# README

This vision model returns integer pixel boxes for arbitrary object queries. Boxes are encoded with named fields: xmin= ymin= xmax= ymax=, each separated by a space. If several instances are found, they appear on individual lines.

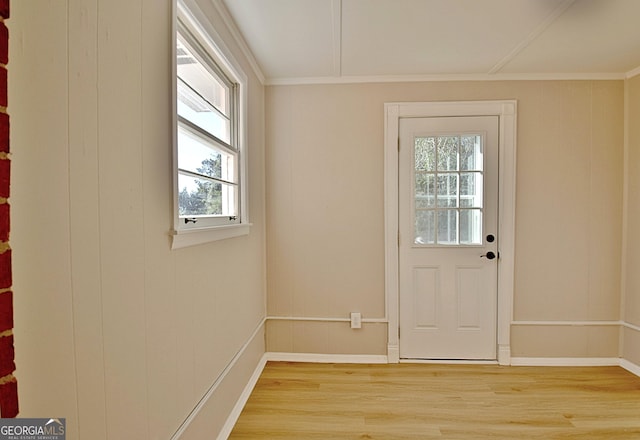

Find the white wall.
xmin=623 ymin=73 xmax=640 ymax=366
xmin=266 ymin=80 xmax=624 ymax=359
xmin=9 ymin=1 xmax=265 ymax=439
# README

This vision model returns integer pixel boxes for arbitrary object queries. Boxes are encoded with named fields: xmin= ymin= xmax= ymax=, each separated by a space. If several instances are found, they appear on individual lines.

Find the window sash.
xmin=176 ymin=20 xmax=240 ymax=229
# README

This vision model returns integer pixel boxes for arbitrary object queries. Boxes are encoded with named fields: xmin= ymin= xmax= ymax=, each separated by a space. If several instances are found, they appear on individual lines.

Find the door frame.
xmin=384 ymin=101 xmax=517 ymax=365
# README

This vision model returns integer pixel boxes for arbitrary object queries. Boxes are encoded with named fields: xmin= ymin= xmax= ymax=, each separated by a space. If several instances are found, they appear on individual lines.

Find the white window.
xmin=172 ymin=0 xmax=249 ymax=249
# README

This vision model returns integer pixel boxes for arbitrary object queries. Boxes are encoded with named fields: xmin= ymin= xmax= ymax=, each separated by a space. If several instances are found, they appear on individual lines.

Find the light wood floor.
xmin=229 ymin=362 xmax=640 ymax=439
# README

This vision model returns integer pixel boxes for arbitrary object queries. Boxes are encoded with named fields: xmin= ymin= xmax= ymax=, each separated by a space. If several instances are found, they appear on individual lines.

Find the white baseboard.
xmin=387 ymin=345 xmax=399 ymax=363
xmin=510 ymin=357 xmax=621 ymax=367
xmin=620 ymin=358 xmax=640 ymax=377
xmin=498 ymin=345 xmax=511 ymax=366
xmin=265 ymin=352 xmax=388 ymax=364
xmin=399 ymin=359 xmax=498 ymax=365
xmin=510 ymin=357 xmax=640 ymax=380
xmin=171 ymin=319 xmax=265 ymax=440
xmin=217 ymin=354 xmax=268 ymax=440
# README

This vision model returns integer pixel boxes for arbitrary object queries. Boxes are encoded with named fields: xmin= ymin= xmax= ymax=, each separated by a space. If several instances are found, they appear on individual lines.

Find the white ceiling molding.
xmin=266 ymin=72 xmax=626 ymax=87
xmin=626 ymin=65 xmax=640 ymax=79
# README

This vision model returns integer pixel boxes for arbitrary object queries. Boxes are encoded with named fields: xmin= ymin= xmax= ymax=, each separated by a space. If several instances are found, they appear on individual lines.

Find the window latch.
xmin=184 ymin=217 xmax=197 ymax=224
xmin=229 ymin=216 xmax=237 ymax=221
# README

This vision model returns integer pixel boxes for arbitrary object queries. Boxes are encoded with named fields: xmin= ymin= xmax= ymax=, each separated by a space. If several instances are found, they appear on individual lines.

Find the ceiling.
xmin=218 ymin=0 xmax=640 ymax=85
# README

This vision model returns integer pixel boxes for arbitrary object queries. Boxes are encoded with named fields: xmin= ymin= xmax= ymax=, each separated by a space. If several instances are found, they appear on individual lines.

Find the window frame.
xmin=171 ymin=0 xmax=250 ymax=249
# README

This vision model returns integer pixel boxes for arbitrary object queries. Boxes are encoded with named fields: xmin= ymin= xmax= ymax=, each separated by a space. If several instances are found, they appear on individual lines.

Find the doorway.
xmin=398 ymin=116 xmax=498 ymax=360
xmin=384 ymin=101 xmax=517 ymax=364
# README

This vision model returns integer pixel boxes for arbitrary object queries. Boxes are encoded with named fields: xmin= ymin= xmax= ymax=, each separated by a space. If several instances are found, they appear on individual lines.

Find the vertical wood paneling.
xmin=590 ymin=81 xmax=623 ymax=320
xmin=67 ymin=0 xmax=107 ymax=438
xmin=12 ymin=1 xmax=267 ymax=438
xmin=140 ymin=0 xmax=180 ymax=437
xmin=266 ymin=80 xmax=622 ymax=358
xmin=624 ymin=75 xmax=640 ymax=325
xmin=97 ymin=0 xmax=148 ymax=437
xmin=9 ymin=0 xmax=79 ymax=431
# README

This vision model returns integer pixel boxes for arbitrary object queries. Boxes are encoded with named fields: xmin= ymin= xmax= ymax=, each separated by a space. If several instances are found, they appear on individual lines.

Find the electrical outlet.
xmin=350 ymin=312 xmax=362 ymax=329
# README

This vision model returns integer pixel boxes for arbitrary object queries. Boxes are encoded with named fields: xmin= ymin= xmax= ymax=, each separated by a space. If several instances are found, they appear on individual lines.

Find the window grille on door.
xmin=413 ymin=134 xmax=484 ymax=245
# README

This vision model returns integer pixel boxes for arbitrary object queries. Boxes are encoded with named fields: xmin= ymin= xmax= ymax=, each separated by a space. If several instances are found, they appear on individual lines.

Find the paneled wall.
xmin=266 ymin=80 xmax=624 ymax=359
xmin=623 ymin=74 xmax=640 ymax=365
xmin=9 ymin=1 xmax=265 ymax=439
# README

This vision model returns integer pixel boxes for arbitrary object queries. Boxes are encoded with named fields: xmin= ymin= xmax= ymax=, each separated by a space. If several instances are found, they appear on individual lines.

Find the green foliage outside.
xmin=178 ymin=155 xmax=222 ymax=216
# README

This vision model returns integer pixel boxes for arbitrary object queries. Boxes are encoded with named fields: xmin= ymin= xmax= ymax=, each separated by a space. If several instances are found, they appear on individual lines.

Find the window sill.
xmin=170 ymin=223 xmax=251 ymax=249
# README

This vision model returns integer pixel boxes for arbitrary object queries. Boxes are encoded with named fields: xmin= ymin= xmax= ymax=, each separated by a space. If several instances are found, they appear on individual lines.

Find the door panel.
xmin=413 ymin=266 xmax=438 ymax=328
xmin=399 ymin=116 xmax=498 ymax=360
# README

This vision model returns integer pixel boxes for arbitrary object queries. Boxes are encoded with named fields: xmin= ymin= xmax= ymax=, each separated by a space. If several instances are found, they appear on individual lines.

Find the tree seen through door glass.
xmin=414 ymin=134 xmax=483 ymax=245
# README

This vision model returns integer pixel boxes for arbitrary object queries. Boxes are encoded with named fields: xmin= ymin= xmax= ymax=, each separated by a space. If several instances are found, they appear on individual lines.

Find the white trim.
xmin=265 ymin=72 xmax=625 ymax=86
xmin=387 ymin=344 xmax=400 ymax=364
xmin=216 ymin=354 xmax=268 ymax=440
xmin=511 ymin=320 xmax=640 ymax=332
xmin=510 ymin=357 xmax=621 ymax=367
xmin=384 ymin=104 xmax=400 ymax=362
xmin=265 ymin=352 xmax=388 ymax=364
xmin=266 ymin=315 xmax=388 ymax=324
xmin=171 ymin=223 xmax=251 ymax=249
xmin=626 ymin=65 xmax=640 ymax=79
xmin=512 ymin=320 xmax=622 ymax=326
xmin=172 ymin=0 xmax=251 ymax=249
xmin=498 ymin=345 xmax=511 ymax=366
xmin=400 ymin=359 xmax=498 ymax=365
xmin=170 ymin=318 xmax=265 ymax=439
xmin=624 ymin=321 xmax=640 ymax=332
xmin=621 ymin=359 xmax=640 ymax=377
xmin=384 ymin=100 xmax=517 ymax=365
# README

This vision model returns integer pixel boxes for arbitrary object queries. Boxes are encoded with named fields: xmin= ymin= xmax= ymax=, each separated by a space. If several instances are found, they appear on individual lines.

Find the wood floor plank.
xmin=229 ymin=362 xmax=640 ymax=439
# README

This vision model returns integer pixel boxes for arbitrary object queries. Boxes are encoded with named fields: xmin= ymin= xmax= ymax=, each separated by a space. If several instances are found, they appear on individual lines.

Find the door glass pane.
xmin=437 ymin=136 xmax=458 ymax=171
xmin=437 ymin=174 xmax=457 ymax=207
xmin=460 ymin=135 xmax=482 ymax=171
xmin=415 ymin=210 xmax=435 ymax=244
xmin=460 ymin=172 xmax=483 ymax=208
xmin=415 ymin=173 xmax=435 ymax=208
xmin=415 ymin=137 xmax=436 ymax=171
xmin=460 ymin=209 xmax=482 ymax=244
xmin=437 ymin=210 xmax=458 ymax=244
xmin=413 ymin=133 xmax=484 ymax=246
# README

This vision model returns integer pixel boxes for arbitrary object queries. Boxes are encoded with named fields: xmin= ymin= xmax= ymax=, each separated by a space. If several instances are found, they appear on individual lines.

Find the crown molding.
xmin=265 ymin=72 xmax=626 ymax=86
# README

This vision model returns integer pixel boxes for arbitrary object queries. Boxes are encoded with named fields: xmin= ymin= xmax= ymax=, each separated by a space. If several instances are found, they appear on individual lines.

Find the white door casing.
xmin=384 ymin=101 xmax=517 ymax=365
xmin=399 ymin=116 xmax=498 ymax=360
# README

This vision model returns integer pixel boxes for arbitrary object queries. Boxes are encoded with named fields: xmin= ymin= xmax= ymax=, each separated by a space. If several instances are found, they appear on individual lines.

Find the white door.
xmin=399 ymin=116 xmax=499 ymax=360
